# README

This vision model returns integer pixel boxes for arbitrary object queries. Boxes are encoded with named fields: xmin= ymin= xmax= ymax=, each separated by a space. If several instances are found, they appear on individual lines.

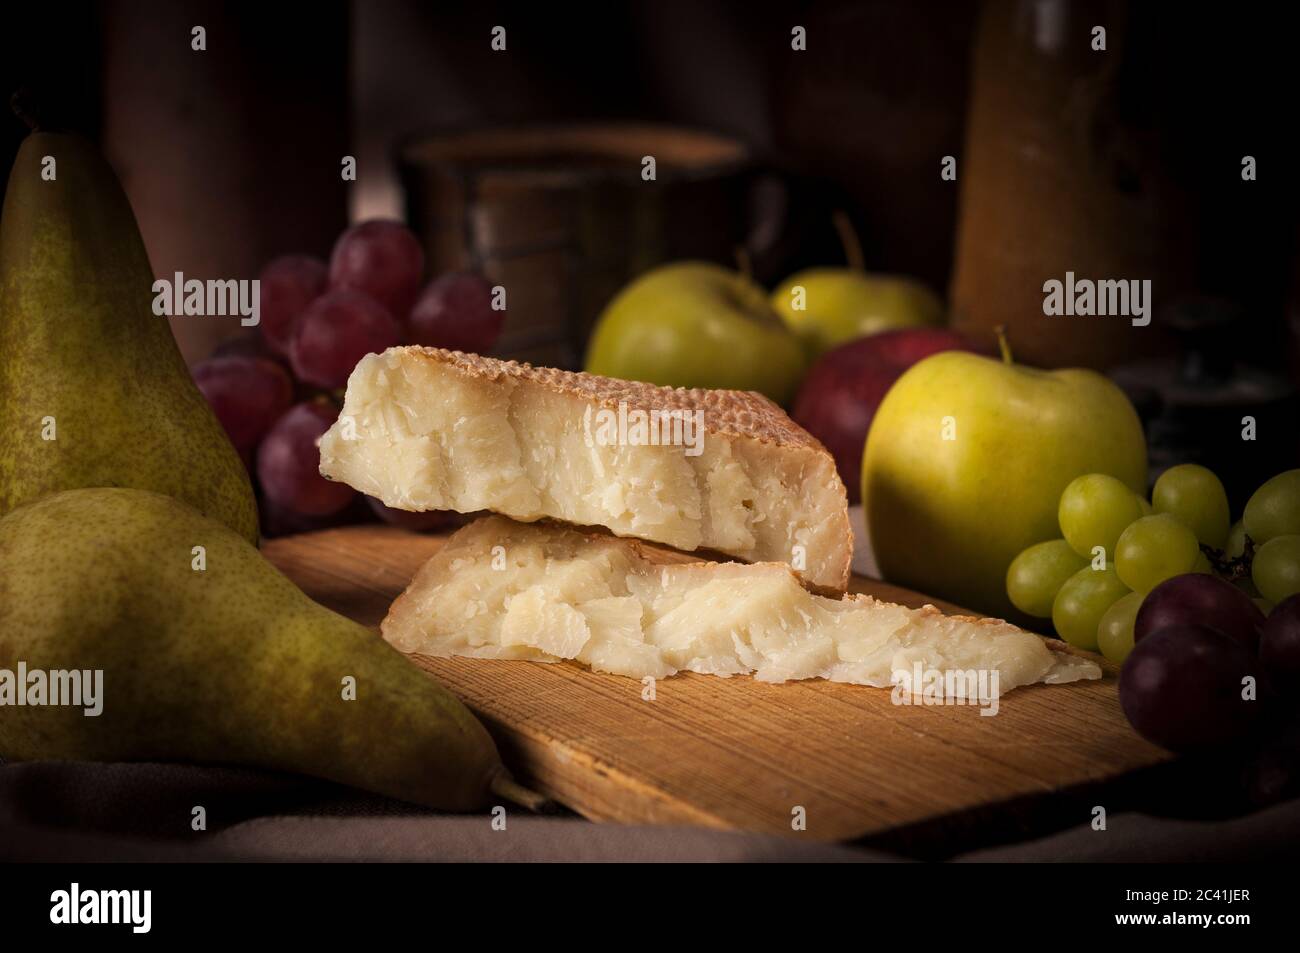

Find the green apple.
xmin=771 ymin=269 xmax=944 ymax=359
xmin=586 ymin=262 xmax=806 ymax=405
xmin=861 ymin=349 xmax=1147 ymax=619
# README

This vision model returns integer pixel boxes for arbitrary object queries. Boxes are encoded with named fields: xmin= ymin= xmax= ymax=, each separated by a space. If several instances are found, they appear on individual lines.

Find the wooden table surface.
xmin=264 ymin=524 xmax=1168 ymax=843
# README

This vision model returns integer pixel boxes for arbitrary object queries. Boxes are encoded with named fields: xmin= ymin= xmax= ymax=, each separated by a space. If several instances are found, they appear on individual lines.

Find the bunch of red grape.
xmin=1106 ymin=467 xmax=1299 ymax=755
xmin=192 ymin=219 xmax=505 ymax=536
xmin=1118 ymin=471 xmax=1300 ymax=755
xmin=1119 ymin=577 xmax=1297 ymax=753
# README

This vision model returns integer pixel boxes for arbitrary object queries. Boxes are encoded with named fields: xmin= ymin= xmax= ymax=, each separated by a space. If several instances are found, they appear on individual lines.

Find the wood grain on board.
xmin=263 ymin=524 xmax=1167 ymax=842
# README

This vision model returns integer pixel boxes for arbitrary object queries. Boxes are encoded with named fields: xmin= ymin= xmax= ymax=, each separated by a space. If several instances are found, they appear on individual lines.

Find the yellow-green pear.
xmin=0 ymin=488 xmax=512 ymax=810
xmin=0 ymin=130 xmax=258 ymax=543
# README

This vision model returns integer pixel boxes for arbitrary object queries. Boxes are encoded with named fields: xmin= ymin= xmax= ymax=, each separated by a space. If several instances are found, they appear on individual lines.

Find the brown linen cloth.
xmin=0 ymin=761 xmax=882 ymax=862
xmin=3 ymin=761 xmax=1299 ymax=862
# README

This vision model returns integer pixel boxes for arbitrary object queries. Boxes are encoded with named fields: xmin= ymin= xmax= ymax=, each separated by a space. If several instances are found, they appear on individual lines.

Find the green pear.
xmin=0 ymin=488 xmax=510 ymax=811
xmin=0 ymin=131 xmax=258 ymax=544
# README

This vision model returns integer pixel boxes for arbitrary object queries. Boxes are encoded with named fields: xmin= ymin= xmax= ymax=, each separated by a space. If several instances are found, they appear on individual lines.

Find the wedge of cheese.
xmin=319 ymin=347 xmax=853 ymax=591
xmin=383 ymin=516 xmax=1101 ymax=697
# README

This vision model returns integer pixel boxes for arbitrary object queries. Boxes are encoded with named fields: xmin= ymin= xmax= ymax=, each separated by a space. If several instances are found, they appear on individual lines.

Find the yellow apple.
xmin=771 ymin=270 xmax=944 ymax=359
xmin=586 ymin=262 xmax=806 ymax=405
xmin=861 ymin=349 xmax=1147 ymax=619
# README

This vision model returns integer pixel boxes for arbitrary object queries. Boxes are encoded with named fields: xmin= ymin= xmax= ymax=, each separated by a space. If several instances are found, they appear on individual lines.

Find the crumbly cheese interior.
xmin=319 ymin=349 xmax=849 ymax=589
xmin=383 ymin=516 xmax=1101 ymax=693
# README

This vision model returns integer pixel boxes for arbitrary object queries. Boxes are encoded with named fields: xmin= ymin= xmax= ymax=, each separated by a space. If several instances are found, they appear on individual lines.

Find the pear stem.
xmin=832 ymin=210 xmax=865 ymax=272
xmin=733 ymin=245 xmax=753 ymax=282
xmin=490 ymin=771 xmax=551 ymax=813
xmin=994 ymin=324 xmax=1014 ymax=365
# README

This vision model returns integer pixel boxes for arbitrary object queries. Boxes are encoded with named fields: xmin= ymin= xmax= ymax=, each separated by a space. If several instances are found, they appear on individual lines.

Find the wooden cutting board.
xmin=263 ymin=525 xmax=1168 ymax=844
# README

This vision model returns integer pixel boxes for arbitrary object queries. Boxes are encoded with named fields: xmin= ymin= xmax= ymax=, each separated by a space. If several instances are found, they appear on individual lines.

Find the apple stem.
xmin=994 ymin=324 xmax=1014 ymax=365
xmin=832 ymin=210 xmax=865 ymax=272
xmin=734 ymin=244 xmax=753 ymax=282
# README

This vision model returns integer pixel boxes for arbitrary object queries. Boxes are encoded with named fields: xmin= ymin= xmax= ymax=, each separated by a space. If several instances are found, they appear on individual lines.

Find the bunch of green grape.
xmin=1006 ymin=467 xmax=1300 ymax=665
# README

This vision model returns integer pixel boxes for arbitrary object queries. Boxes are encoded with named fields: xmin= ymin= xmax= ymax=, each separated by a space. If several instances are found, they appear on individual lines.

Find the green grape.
xmin=1243 ymin=469 xmax=1300 ymax=543
xmin=1253 ymin=597 xmax=1274 ymax=616
xmin=1114 ymin=514 xmax=1201 ymax=593
xmin=1152 ymin=463 xmax=1230 ymax=548
xmin=1007 ymin=540 xmax=1089 ymax=617
xmin=1097 ymin=591 xmax=1143 ymax=664
xmin=1052 ymin=564 xmax=1130 ymax=651
xmin=1226 ymin=520 xmax=1247 ymax=559
xmin=1192 ymin=551 xmax=1213 ymax=574
xmin=1058 ymin=473 xmax=1145 ymax=559
xmin=1252 ymin=534 xmax=1300 ymax=604
xmin=1138 ymin=496 xmax=1153 ymax=516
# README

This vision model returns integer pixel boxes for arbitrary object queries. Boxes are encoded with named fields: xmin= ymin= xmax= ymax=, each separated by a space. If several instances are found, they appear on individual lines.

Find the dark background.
xmin=4 ymin=0 xmax=1300 ymax=864
xmin=6 ymin=1 xmax=1299 ymax=327
xmin=4 ymin=0 xmax=1299 ymax=493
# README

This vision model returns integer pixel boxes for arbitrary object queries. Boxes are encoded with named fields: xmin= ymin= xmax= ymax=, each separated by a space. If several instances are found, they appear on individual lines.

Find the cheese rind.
xmin=382 ymin=516 xmax=1102 ymax=696
xmin=318 ymin=347 xmax=852 ymax=591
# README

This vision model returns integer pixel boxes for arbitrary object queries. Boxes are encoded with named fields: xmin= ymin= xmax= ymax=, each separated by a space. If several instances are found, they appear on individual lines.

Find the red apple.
xmin=792 ymin=328 xmax=972 ymax=503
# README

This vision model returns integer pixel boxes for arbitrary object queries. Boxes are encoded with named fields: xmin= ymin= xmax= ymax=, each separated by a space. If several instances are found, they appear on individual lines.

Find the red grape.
xmin=1134 ymin=572 xmax=1266 ymax=653
xmin=328 ymin=220 xmax=425 ymax=319
xmin=1241 ymin=723 xmax=1300 ymax=807
xmin=256 ymin=401 xmax=356 ymax=517
xmin=365 ymin=496 xmax=462 ymax=532
xmin=1261 ymin=595 xmax=1300 ymax=696
xmin=406 ymin=272 xmax=504 ymax=354
xmin=211 ymin=332 xmax=281 ymax=363
xmin=1120 ymin=624 xmax=1265 ymax=751
xmin=258 ymin=254 xmax=327 ymax=356
xmin=288 ymin=289 xmax=402 ymax=389
xmin=193 ymin=356 xmax=295 ymax=455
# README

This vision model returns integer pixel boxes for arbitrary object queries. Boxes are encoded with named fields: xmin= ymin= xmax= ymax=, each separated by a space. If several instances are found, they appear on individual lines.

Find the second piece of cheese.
xmin=383 ymin=515 xmax=1101 ymax=699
